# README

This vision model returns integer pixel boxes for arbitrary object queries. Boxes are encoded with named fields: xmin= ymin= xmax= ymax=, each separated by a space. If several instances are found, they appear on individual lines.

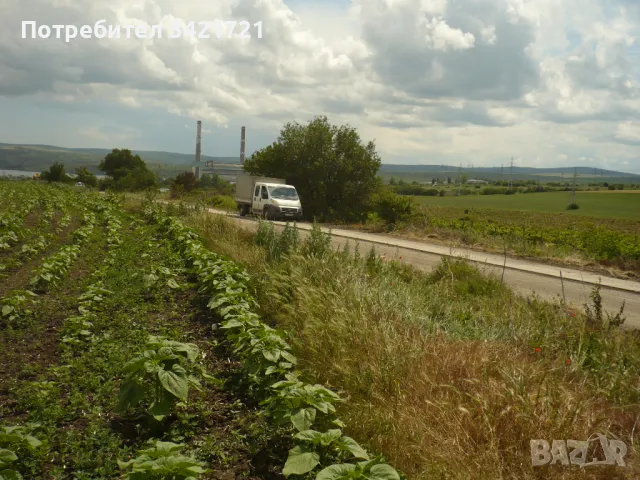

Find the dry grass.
xmin=178 ymin=210 xmax=640 ymax=479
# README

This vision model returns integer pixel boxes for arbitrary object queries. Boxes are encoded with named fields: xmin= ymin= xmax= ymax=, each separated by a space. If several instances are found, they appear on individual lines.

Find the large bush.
xmin=99 ymin=149 xmax=157 ymax=191
xmin=371 ymin=189 xmax=414 ymax=226
xmin=243 ymin=116 xmax=381 ymax=222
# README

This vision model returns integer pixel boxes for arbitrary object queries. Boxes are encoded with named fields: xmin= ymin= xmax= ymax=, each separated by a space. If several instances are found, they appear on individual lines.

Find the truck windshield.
xmin=268 ymin=186 xmax=299 ymax=200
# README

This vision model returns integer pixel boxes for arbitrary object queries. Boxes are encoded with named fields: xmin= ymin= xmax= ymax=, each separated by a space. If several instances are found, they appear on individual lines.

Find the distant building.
xmin=466 ymin=179 xmax=488 ymax=184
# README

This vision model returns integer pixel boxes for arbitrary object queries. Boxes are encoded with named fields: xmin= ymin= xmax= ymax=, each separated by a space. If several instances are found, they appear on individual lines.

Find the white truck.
xmin=234 ymin=175 xmax=303 ymax=220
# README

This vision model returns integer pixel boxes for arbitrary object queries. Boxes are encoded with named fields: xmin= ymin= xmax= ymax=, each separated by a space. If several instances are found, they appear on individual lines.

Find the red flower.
xmin=571 ymin=312 xmax=576 ymax=317
xmin=535 ymin=347 xmax=541 ymax=352
xmin=565 ymin=358 xmax=571 ymax=365
xmin=399 ymin=256 xmax=403 ymax=259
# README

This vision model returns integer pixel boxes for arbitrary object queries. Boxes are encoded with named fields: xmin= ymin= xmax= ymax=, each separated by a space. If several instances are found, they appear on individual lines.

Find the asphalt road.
xmin=206 ymin=208 xmax=640 ymax=330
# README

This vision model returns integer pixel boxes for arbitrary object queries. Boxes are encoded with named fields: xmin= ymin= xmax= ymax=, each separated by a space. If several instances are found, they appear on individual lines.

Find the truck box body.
xmin=234 ymin=175 xmax=285 ymax=204
xmin=234 ymin=174 xmax=303 ymax=220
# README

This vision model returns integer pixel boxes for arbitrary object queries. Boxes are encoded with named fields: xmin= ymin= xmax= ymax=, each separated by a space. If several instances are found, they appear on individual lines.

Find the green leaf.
xmin=368 ymin=464 xmax=401 ymax=480
xmin=332 ymin=419 xmax=346 ymax=428
xmin=316 ymin=464 xmax=356 ymax=480
xmin=149 ymin=397 xmax=173 ymax=421
xmin=0 ymin=469 xmax=23 ymax=480
xmin=291 ymin=408 xmax=316 ymax=432
xmin=157 ymin=366 xmax=188 ymax=400
xmin=339 ymin=437 xmax=369 ymax=460
xmin=282 ymin=446 xmax=320 ymax=477
xmin=262 ymin=349 xmax=280 ymax=362
xmin=187 ymin=375 xmax=202 ymax=391
xmin=1 ymin=306 xmax=13 ymax=316
xmin=293 ymin=430 xmax=323 ymax=443
xmin=116 ymin=380 xmax=146 ymax=412
xmin=0 ymin=450 xmax=17 ymax=464
xmin=320 ymin=429 xmax=342 ymax=446
xmin=281 ymin=350 xmax=298 ymax=365
xmin=221 ymin=319 xmax=245 ymax=329
xmin=24 ymin=435 xmax=42 ymax=449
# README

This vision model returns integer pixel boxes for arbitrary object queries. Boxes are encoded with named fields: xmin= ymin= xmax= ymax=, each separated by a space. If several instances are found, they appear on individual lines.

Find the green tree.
xmin=74 ymin=165 xmax=98 ymax=187
xmin=243 ymin=116 xmax=381 ymax=222
xmin=173 ymin=171 xmax=198 ymax=192
xmin=198 ymin=173 xmax=234 ymax=195
xmin=99 ymin=148 xmax=146 ymax=180
xmin=41 ymin=162 xmax=70 ymax=183
xmin=99 ymin=148 xmax=156 ymax=191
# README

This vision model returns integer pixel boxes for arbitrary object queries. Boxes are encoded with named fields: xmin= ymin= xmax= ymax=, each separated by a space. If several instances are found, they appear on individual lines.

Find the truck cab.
xmin=252 ymin=182 xmax=303 ymax=220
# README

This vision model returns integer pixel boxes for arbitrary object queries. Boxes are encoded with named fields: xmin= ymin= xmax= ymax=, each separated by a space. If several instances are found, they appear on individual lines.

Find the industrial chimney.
xmin=195 ymin=120 xmax=202 ymax=164
xmin=240 ymin=126 xmax=246 ymax=164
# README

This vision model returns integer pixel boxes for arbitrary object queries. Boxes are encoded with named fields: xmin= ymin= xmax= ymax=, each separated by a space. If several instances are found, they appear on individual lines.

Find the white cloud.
xmin=421 ymin=17 xmax=475 ymax=51
xmin=480 ymin=25 xmax=497 ymax=45
xmin=0 ymin=0 xmax=639 ymax=172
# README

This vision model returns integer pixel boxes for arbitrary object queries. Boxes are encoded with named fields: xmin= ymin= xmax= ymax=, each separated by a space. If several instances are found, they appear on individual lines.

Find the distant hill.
xmin=0 ymin=143 xmax=240 ymax=179
xmin=380 ymin=164 xmax=640 ymax=184
xmin=1 ymin=143 xmax=639 ymax=184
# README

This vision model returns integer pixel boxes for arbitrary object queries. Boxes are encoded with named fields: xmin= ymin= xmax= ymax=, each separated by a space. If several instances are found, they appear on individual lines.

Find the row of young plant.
xmin=29 ymin=210 xmax=97 ymax=292
xmin=0 ymin=195 xmax=39 ymax=251
xmin=60 ymin=201 xmax=123 ymax=345
xmin=0 ymin=193 xmax=118 ymax=478
xmin=0 ymin=425 xmax=43 ymax=479
xmin=1 ymin=202 xmax=98 ymax=328
xmin=1 ymin=197 xmax=197 ymax=478
xmin=1 ymin=187 xmax=74 ymax=272
xmin=143 ymin=202 xmax=403 ymax=480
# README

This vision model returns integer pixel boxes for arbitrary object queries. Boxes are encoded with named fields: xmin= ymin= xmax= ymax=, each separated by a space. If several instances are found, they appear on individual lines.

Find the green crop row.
xmin=29 ymin=211 xmax=97 ymax=292
xmin=425 ymin=216 xmax=640 ymax=261
xmin=143 ymin=202 xmax=403 ymax=480
xmin=1 ymin=194 xmax=111 ymax=328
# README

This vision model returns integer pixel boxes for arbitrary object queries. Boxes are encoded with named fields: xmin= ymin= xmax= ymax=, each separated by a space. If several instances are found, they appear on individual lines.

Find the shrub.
xmin=301 ymin=222 xmax=332 ymax=258
xmin=371 ymin=190 xmax=414 ymax=226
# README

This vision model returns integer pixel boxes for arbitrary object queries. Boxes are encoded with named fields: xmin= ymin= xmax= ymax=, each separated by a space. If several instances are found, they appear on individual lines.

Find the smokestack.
xmin=195 ymin=120 xmax=202 ymax=164
xmin=240 ymin=126 xmax=246 ymax=164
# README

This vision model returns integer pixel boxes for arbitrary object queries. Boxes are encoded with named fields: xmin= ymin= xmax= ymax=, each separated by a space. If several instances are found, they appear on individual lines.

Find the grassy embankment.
xmin=152 ymin=187 xmax=640 ymax=277
xmin=177 ymin=207 xmax=640 ymax=480
xmin=155 ymin=190 xmax=237 ymax=212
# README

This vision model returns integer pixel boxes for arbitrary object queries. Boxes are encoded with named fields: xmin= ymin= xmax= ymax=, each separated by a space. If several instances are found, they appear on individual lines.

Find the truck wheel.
xmin=238 ymin=205 xmax=246 ymax=217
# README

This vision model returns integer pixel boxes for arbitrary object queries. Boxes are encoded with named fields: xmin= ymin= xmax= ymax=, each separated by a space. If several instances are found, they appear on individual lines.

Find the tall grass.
xmin=180 ymin=210 xmax=640 ymax=479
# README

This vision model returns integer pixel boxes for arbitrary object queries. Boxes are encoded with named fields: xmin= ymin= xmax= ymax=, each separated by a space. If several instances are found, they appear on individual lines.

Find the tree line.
xmin=38 ymin=116 xmax=417 ymax=226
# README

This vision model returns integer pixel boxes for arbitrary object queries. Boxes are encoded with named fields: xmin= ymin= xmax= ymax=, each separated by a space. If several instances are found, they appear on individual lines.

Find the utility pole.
xmin=240 ymin=126 xmax=246 ymax=164
xmin=569 ymin=167 xmax=577 ymax=205
xmin=509 ymin=157 xmax=514 ymax=191
xmin=194 ymin=120 xmax=202 ymax=180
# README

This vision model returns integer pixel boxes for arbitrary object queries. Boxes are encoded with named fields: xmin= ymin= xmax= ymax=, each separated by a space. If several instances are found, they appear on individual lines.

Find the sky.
xmin=0 ymin=0 xmax=639 ymax=173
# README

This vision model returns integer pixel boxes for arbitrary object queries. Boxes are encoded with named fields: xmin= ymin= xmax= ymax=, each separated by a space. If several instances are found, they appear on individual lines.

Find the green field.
xmin=411 ymin=191 xmax=640 ymax=220
xmin=3 ymin=180 xmax=640 ymax=479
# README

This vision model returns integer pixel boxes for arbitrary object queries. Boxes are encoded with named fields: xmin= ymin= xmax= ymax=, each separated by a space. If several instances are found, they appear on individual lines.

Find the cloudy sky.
xmin=1 ymin=0 xmax=639 ymax=172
